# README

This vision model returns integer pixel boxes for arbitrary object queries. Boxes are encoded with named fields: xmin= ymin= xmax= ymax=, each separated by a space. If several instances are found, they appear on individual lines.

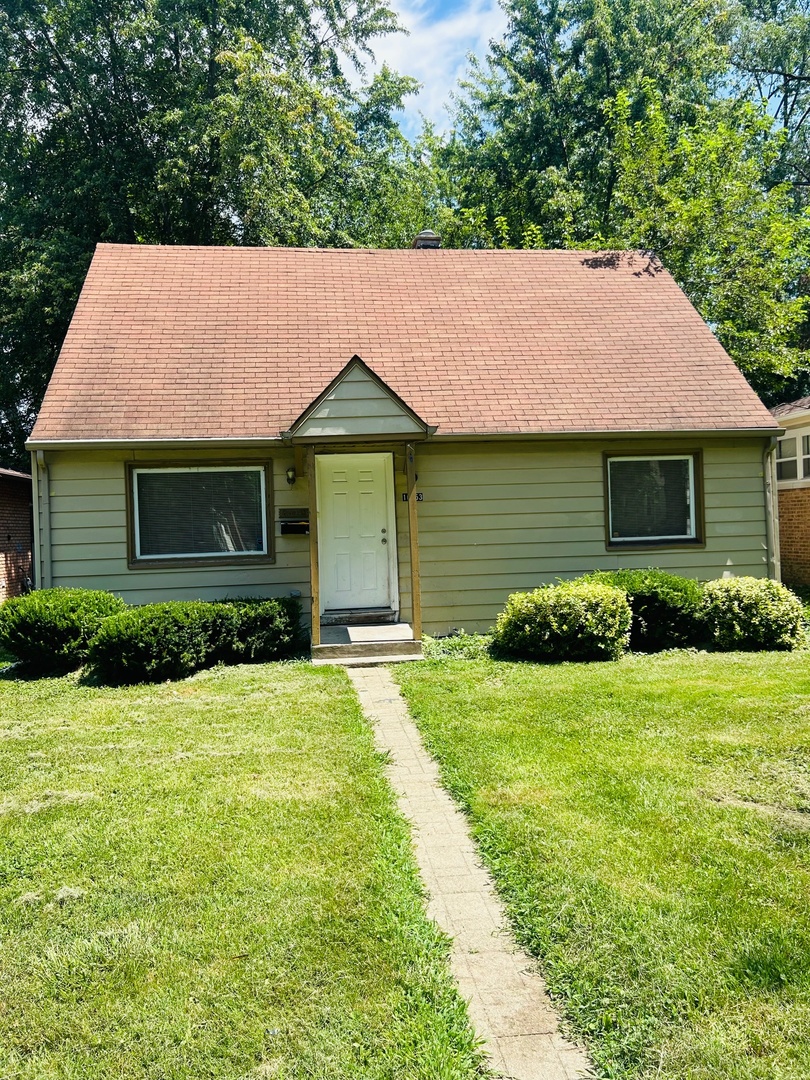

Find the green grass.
xmin=394 ymin=652 xmax=810 ymax=1080
xmin=0 ymin=663 xmax=483 ymax=1079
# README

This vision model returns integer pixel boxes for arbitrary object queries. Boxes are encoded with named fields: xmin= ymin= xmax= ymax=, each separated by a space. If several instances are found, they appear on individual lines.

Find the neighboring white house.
xmin=771 ymin=397 xmax=810 ymax=584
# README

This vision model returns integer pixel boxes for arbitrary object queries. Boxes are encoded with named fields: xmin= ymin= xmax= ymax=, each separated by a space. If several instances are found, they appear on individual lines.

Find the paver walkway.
xmin=348 ymin=667 xmax=593 ymax=1080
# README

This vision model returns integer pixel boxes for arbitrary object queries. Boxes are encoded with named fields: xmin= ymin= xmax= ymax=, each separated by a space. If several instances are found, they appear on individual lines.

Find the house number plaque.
xmin=401 ymin=492 xmax=424 ymax=501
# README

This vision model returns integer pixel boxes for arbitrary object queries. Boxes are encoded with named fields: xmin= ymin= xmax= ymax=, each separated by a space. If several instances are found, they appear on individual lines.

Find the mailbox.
xmin=278 ymin=507 xmax=309 ymax=535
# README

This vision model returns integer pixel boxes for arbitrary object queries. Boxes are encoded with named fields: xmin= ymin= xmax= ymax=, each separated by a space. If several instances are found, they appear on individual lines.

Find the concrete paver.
xmin=348 ymin=666 xmax=594 ymax=1080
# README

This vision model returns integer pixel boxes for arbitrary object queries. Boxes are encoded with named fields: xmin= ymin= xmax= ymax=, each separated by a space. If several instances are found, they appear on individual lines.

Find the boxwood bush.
xmin=492 ymin=581 xmax=632 ymax=662
xmin=579 ymin=568 xmax=704 ymax=651
xmin=211 ymin=598 xmax=304 ymax=664
xmin=0 ymin=587 xmax=125 ymax=672
xmin=87 ymin=597 xmax=302 ymax=684
xmin=700 ymin=577 xmax=805 ymax=652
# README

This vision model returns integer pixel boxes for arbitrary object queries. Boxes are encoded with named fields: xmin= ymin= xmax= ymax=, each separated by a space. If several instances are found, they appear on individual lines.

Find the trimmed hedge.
xmin=212 ymin=598 xmax=305 ymax=664
xmin=700 ymin=577 xmax=805 ymax=652
xmin=87 ymin=597 xmax=302 ymax=684
xmin=579 ymin=568 xmax=704 ymax=651
xmin=0 ymin=587 xmax=126 ymax=672
xmin=492 ymin=581 xmax=632 ymax=662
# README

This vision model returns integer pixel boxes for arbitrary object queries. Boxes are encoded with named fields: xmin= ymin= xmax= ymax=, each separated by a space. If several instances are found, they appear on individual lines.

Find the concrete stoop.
xmin=311 ymin=623 xmax=423 ymax=666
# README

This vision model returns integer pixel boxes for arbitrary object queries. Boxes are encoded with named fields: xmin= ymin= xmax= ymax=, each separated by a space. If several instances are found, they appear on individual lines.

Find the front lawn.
xmin=395 ymin=652 xmax=810 ymax=1080
xmin=0 ymin=663 xmax=482 ymax=1079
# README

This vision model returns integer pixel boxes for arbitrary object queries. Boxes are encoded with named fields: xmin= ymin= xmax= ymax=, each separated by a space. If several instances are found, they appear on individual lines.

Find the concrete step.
xmin=311 ymin=638 xmax=423 ymax=661
xmin=321 ymin=608 xmax=398 ymax=627
xmin=312 ymin=652 xmax=424 ymax=668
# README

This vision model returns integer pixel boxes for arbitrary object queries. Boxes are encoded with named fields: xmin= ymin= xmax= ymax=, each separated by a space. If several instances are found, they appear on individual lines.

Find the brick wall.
xmin=0 ymin=475 xmax=33 ymax=601
xmin=778 ymin=485 xmax=810 ymax=585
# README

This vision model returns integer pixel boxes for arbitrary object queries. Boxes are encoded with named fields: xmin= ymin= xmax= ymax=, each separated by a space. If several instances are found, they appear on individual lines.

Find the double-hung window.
xmin=606 ymin=454 xmax=699 ymax=546
xmin=776 ymin=434 xmax=810 ymax=481
xmin=130 ymin=464 xmax=272 ymax=564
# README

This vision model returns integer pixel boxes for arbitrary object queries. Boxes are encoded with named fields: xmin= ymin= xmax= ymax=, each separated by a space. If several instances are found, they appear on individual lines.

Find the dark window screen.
xmin=609 ymin=458 xmax=693 ymax=541
xmin=136 ymin=470 xmax=265 ymax=557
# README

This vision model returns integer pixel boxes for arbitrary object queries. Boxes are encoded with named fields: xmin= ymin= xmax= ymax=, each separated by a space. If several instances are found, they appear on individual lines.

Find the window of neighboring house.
xmin=131 ymin=465 xmax=271 ymax=562
xmin=776 ymin=433 xmax=810 ymax=481
xmin=776 ymin=436 xmax=798 ymax=480
xmin=606 ymin=455 xmax=698 ymax=545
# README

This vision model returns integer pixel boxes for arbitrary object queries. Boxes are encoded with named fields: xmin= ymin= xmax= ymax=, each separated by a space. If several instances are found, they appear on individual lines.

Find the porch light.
xmin=286 ymin=466 xmax=296 ymax=486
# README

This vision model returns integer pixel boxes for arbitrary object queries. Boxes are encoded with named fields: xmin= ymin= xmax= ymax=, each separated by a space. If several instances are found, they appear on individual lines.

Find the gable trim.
xmin=282 ymin=356 xmax=436 ymax=442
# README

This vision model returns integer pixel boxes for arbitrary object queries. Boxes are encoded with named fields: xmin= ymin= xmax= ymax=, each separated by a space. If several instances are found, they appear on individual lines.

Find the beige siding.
xmin=45 ymin=448 xmax=312 ymax=609
xmin=294 ymin=365 xmax=425 ymax=439
xmin=40 ymin=436 xmax=770 ymax=636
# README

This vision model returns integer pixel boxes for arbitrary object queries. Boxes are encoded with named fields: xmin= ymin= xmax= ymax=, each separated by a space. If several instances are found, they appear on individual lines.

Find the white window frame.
xmin=607 ymin=454 xmax=697 ymax=544
xmin=776 ymin=429 xmax=810 ymax=486
xmin=132 ymin=465 xmax=268 ymax=561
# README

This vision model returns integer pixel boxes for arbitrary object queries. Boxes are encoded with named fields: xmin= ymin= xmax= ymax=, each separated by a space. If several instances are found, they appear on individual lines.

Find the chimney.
xmin=412 ymin=229 xmax=441 ymax=249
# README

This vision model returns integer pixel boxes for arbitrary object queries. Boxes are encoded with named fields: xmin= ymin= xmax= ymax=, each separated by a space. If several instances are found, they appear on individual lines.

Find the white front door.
xmin=316 ymin=453 xmax=398 ymax=613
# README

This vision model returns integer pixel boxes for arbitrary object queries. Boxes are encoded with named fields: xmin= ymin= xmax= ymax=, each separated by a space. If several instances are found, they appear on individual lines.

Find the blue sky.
xmin=367 ymin=0 xmax=508 ymax=137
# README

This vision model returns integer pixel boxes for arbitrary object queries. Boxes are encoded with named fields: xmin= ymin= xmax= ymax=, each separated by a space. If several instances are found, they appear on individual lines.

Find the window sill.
xmin=606 ymin=539 xmax=705 ymax=553
xmin=127 ymin=554 xmax=276 ymax=570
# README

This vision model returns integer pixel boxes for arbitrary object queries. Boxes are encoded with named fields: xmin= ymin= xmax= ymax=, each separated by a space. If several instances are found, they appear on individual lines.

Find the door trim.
xmin=315 ymin=452 xmax=399 ymax=616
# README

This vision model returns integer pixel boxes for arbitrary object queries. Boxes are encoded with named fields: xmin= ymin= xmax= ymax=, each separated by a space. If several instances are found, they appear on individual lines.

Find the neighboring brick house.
xmin=771 ymin=397 xmax=810 ymax=585
xmin=0 ymin=468 xmax=33 ymax=601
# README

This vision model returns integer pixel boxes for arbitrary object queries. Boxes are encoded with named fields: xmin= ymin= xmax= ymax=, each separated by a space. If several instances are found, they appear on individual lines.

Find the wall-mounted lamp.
xmin=286 ymin=466 xmax=297 ymax=486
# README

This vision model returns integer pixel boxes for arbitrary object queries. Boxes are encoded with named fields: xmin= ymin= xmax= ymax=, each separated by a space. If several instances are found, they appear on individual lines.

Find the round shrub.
xmin=580 ymin=568 xmax=704 ymax=651
xmin=492 ymin=581 xmax=632 ymax=662
xmin=0 ymin=587 xmax=126 ymax=672
xmin=700 ymin=577 xmax=805 ymax=652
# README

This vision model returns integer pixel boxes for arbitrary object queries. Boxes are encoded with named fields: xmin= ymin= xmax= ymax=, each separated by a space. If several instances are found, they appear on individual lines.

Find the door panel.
xmin=317 ymin=453 xmax=396 ymax=611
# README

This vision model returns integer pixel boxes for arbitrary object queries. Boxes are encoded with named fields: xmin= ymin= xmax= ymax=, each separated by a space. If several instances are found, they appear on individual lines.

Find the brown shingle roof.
xmin=30 ymin=244 xmax=776 ymax=442
xmin=771 ymin=396 xmax=810 ymax=419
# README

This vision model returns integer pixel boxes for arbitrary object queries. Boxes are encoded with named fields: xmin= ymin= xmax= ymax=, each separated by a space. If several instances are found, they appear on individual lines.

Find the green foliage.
xmin=492 ymin=581 xmax=632 ymax=662
xmin=603 ymin=89 xmax=810 ymax=395
xmin=87 ymin=598 xmax=303 ymax=684
xmin=579 ymin=568 xmax=704 ymax=651
xmin=437 ymin=0 xmax=810 ymax=398
xmin=700 ymin=576 xmax=805 ymax=651
xmin=0 ymin=2 xmax=439 ymax=468
xmin=730 ymin=0 xmax=810 ymax=191
xmin=88 ymin=602 xmax=230 ymax=684
xmin=212 ymin=597 xmax=305 ymax=663
xmin=422 ymin=632 xmax=493 ymax=660
xmin=0 ymin=587 xmax=125 ymax=672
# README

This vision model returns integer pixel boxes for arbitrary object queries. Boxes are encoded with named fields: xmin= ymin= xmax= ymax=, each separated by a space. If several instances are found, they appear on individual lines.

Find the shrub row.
xmin=491 ymin=572 xmax=806 ymax=663
xmin=0 ymin=589 xmax=302 ymax=682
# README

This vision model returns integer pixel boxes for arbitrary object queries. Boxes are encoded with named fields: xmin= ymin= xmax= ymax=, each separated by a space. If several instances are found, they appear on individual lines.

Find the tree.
xmin=603 ymin=88 xmax=809 ymax=398
xmin=442 ymin=0 xmax=729 ymax=246
xmin=437 ymin=0 xmax=809 ymax=398
xmin=0 ymin=1 xmax=436 ymax=468
xmin=730 ymin=0 xmax=810 ymax=194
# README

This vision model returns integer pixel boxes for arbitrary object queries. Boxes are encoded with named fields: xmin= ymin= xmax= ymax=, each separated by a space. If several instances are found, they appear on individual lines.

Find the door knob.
xmin=381 ymin=538 xmax=388 ymax=545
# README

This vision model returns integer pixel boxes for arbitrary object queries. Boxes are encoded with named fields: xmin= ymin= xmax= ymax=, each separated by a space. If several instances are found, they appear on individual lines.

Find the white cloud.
xmin=365 ymin=0 xmax=508 ymax=137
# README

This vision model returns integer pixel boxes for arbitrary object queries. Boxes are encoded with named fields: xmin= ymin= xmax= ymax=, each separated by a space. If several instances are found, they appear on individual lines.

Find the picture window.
xmin=607 ymin=455 xmax=698 ymax=545
xmin=131 ymin=465 xmax=269 ymax=561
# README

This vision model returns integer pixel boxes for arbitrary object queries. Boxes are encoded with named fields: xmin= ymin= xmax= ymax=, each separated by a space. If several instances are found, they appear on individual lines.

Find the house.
xmin=27 ymin=240 xmax=780 ymax=653
xmin=770 ymin=396 xmax=810 ymax=585
xmin=0 ymin=468 xmax=33 ymax=601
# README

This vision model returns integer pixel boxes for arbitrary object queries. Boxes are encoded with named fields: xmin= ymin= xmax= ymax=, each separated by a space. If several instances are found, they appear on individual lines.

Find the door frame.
xmin=314 ymin=451 xmax=399 ymax=616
